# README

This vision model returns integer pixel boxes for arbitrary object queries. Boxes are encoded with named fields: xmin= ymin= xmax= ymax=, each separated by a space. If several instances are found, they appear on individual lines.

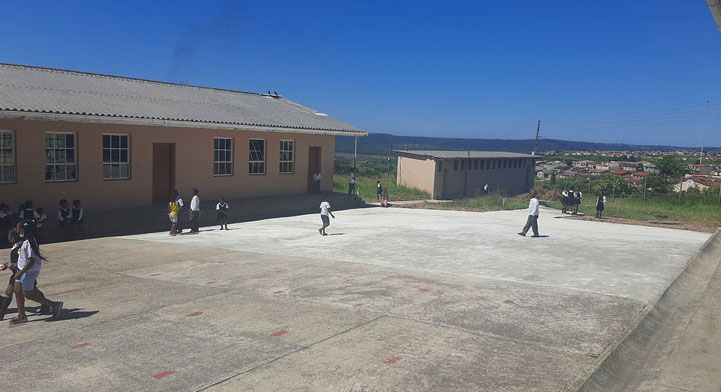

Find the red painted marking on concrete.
xmin=150 ymin=273 xmax=162 ymax=276
xmin=206 ymin=281 xmax=218 ymax=284
xmin=187 ymin=312 xmax=204 ymax=317
xmin=72 ymin=343 xmax=91 ymax=349
xmin=503 ymin=300 xmax=515 ymax=304
xmin=384 ymin=356 xmax=403 ymax=365
xmin=585 ymin=350 xmax=601 ymax=358
xmin=458 ymin=323 xmax=469 ymax=328
xmin=153 ymin=371 xmax=175 ymax=379
xmin=619 ymin=319 xmax=630 ymax=324
xmin=120 ymin=298 xmax=136 ymax=303
xmin=273 ymin=290 xmax=285 ymax=294
xmin=8 ymin=323 xmax=27 ymax=329
xmin=417 ymin=288 xmax=431 ymax=292
xmin=354 ymin=304 xmax=364 ymax=308
xmin=272 ymin=330 xmax=288 ymax=337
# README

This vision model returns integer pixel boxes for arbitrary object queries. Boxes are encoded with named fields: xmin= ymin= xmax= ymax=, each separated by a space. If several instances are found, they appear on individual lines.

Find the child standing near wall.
xmin=216 ymin=197 xmax=229 ymax=230
xmin=71 ymin=199 xmax=85 ymax=237
xmin=57 ymin=199 xmax=72 ymax=241
xmin=168 ymin=191 xmax=181 ymax=236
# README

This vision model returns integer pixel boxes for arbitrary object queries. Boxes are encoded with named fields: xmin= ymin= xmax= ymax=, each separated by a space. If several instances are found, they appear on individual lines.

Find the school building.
xmin=0 ymin=63 xmax=367 ymax=212
xmin=396 ymin=150 xmax=536 ymax=199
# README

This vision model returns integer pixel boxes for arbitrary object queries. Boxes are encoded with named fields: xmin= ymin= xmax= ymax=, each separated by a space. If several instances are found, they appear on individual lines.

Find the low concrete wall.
xmin=572 ymin=229 xmax=721 ymax=391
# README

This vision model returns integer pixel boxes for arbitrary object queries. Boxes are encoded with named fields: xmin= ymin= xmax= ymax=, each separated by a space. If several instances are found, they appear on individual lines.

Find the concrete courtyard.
xmin=2 ymin=206 xmax=711 ymax=391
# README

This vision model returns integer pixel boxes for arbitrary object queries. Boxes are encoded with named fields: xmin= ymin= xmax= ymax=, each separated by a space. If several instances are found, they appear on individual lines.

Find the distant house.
xmin=395 ymin=150 xmax=536 ymax=199
xmin=632 ymin=172 xmax=652 ymax=180
xmin=611 ymin=170 xmax=631 ymax=176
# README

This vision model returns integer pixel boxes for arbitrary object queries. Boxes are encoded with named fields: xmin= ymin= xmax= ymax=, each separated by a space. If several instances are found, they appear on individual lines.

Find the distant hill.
xmin=336 ymin=133 xmax=717 ymax=156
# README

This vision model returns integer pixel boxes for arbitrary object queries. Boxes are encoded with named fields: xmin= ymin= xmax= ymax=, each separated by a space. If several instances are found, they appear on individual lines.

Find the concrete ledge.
xmin=5 ymin=193 xmax=366 ymax=246
xmin=573 ymin=228 xmax=721 ymax=391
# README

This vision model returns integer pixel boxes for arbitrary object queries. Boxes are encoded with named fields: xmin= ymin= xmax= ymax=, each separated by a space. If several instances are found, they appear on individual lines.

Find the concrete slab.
xmin=1 ymin=207 xmax=710 ymax=391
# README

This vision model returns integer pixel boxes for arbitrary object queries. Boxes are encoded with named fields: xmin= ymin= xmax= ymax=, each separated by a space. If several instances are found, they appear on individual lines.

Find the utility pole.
xmin=387 ymin=144 xmax=393 ymax=179
xmin=353 ymin=135 xmax=358 ymax=170
xmin=701 ymin=100 xmax=709 ymax=164
xmin=532 ymin=120 xmax=541 ymax=156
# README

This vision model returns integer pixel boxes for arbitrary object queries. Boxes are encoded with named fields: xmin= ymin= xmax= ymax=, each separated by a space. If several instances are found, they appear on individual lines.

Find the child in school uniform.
xmin=381 ymin=189 xmax=389 ymax=208
xmin=561 ymin=187 xmax=569 ymax=214
xmin=71 ymin=199 xmax=85 ymax=237
xmin=57 ymin=199 xmax=73 ymax=241
xmin=19 ymin=200 xmax=40 ymax=221
xmin=35 ymin=208 xmax=47 ymax=243
xmin=318 ymin=196 xmax=335 ymax=236
xmin=596 ymin=192 xmax=607 ymax=218
xmin=216 ymin=197 xmax=229 ymax=230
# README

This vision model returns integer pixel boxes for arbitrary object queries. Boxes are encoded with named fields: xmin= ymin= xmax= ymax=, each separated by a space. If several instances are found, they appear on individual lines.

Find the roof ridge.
xmin=0 ymin=62 xmax=273 ymax=98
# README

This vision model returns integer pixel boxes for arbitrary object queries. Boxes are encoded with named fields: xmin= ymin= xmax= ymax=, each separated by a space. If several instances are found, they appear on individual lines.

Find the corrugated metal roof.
xmin=0 ymin=63 xmax=367 ymax=136
xmin=396 ymin=150 xmax=536 ymax=159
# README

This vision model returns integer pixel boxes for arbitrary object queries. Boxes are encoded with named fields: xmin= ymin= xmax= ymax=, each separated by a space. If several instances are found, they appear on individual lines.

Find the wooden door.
xmin=308 ymin=147 xmax=321 ymax=193
xmin=152 ymin=143 xmax=175 ymax=205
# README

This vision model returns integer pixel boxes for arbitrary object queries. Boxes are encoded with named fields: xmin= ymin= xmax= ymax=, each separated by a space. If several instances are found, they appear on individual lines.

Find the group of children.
xmin=0 ymin=220 xmax=64 ymax=324
xmin=561 ymin=187 xmax=582 ymax=215
xmin=0 ymin=199 xmax=85 ymax=246
xmin=167 ymin=189 xmax=230 ymax=236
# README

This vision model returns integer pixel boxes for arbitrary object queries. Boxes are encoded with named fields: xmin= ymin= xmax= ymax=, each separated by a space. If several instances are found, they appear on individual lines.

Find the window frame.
xmin=45 ymin=132 xmax=78 ymax=183
xmin=213 ymin=137 xmax=234 ymax=176
xmin=0 ymin=130 xmax=16 ymax=184
xmin=279 ymin=139 xmax=295 ymax=174
xmin=248 ymin=138 xmax=266 ymax=175
xmin=102 ymin=133 xmax=131 ymax=180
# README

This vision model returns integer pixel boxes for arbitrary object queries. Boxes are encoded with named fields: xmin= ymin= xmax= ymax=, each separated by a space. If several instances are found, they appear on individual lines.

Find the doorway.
xmin=308 ymin=146 xmax=321 ymax=193
xmin=152 ymin=143 xmax=175 ymax=205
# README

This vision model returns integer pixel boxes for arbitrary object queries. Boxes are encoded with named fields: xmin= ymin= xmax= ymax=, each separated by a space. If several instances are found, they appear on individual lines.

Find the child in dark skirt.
xmin=216 ymin=197 xmax=229 ymax=230
xmin=596 ymin=192 xmax=606 ymax=218
xmin=561 ymin=187 xmax=569 ymax=214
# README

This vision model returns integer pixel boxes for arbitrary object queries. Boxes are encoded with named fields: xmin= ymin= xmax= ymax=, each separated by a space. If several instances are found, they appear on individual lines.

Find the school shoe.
xmin=517 ymin=232 xmax=526 ymax=237
xmin=39 ymin=305 xmax=52 ymax=315
xmin=0 ymin=296 xmax=11 ymax=321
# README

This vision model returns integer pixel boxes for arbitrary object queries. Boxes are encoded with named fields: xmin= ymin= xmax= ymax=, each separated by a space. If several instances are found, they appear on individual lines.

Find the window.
xmin=480 ymin=160 xmax=485 ymax=170
xmin=213 ymin=138 xmax=233 ymax=176
xmin=45 ymin=133 xmax=77 ymax=182
xmin=474 ymin=159 xmax=479 ymax=170
xmin=0 ymin=131 xmax=15 ymax=184
xmin=102 ymin=134 xmax=130 ymax=179
xmin=453 ymin=160 xmax=458 ymax=171
xmin=279 ymin=139 xmax=295 ymax=174
xmin=249 ymin=139 xmax=265 ymax=174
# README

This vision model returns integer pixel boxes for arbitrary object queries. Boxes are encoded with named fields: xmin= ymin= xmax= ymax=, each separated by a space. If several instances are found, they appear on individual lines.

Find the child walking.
xmin=0 ymin=228 xmax=50 ymax=320
xmin=168 ymin=191 xmax=182 ymax=236
xmin=216 ymin=197 xmax=229 ymax=230
xmin=7 ymin=220 xmax=63 ymax=325
xmin=318 ymin=196 xmax=335 ymax=236
xmin=596 ymin=192 xmax=607 ymax=218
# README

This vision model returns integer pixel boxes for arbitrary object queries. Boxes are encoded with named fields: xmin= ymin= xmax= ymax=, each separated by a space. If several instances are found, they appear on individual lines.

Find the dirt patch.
xmin=568 ymin=215 xmax=717 ymax=233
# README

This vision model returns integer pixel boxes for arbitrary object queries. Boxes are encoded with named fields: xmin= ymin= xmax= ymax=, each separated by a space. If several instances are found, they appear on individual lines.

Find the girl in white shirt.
xmin=6 ymin=220 xmax=63 ymax=325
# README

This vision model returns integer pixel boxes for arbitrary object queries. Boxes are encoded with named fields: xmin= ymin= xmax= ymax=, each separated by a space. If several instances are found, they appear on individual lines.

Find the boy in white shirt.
xmin=318 ymin=196 xmax=335 ymax=236
xmin=517 ymin=191 xmax=541 ymax=237
xmin=189 ymin=189 xmax=200 ymax=233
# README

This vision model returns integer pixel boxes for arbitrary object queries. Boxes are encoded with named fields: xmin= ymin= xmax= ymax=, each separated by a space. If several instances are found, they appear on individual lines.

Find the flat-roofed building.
xmin=0 ymin=64 xmax=367 ymax=211
xmin=396 ymin=150 xmax=536 ymax=199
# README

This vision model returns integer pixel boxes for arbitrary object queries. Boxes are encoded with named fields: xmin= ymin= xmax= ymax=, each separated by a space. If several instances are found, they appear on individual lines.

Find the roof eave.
xmin=0 ymin=111 xmax=368 ymax=137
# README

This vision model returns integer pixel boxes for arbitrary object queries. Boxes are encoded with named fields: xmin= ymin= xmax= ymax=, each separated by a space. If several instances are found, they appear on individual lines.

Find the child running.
xmin=7 ymin=220 xmax=63 ymax=325
xmin=216 ymin=197 xmax=229 ymax=230
xmin=0 ymin=228 xmax=50 ymax=320
xmin=318 ymin=196 xmax=335 ymax=236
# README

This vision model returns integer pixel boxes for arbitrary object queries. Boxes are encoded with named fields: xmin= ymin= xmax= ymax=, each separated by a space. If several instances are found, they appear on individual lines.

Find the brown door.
xmin=308 ymin=146 xmax=321 ymax=193
xmin=152 ymin=143 xmax=175 ymax=205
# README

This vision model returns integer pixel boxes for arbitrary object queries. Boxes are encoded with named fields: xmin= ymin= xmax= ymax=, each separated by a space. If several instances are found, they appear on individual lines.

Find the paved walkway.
xmin=1 ymin=207 xmax=711 ymax=391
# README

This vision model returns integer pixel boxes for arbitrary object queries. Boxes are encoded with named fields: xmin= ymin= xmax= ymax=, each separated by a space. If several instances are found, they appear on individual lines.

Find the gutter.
xmin=0 ymin=111 xmax=369 ymax=137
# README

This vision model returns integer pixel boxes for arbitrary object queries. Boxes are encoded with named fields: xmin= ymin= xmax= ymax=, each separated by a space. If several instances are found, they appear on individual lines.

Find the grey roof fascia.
xmin=0 ymin=110 xmax=368 ymax=136
xmin=395 ymin=150 xmax=536 ymax=159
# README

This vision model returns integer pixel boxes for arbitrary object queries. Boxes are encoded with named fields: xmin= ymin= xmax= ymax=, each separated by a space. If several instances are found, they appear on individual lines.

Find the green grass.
xmin=333 ymin=175 xmax=429 ymax=201
xmin=544 ymin=194 xmax=721 ymax=226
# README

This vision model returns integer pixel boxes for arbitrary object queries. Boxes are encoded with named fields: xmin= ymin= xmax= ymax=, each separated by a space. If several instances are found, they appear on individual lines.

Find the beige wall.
xmin=396 ymin=156 xmax=439 ymax=197
xmin=397 ymin=155 xmax=536 ymax=199
xmin=0 ymin=119 xmax=336 ymax=211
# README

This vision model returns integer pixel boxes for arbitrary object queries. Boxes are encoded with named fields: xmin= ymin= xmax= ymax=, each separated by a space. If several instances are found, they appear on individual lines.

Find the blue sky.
xmin=1 ymin=1 xmax=719 ymax=147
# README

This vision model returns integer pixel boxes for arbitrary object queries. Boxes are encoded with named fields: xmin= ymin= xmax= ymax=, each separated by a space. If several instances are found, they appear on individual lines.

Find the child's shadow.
xmin=328 ymin=233 xmax=346 ymax=236
xmin=48 ymin=308 xmax=99 ymax=322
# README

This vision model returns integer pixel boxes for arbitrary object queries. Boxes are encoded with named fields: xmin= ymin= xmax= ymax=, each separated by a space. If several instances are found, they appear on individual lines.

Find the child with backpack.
xmin=216 ymin=197 xmax=229 ymax=230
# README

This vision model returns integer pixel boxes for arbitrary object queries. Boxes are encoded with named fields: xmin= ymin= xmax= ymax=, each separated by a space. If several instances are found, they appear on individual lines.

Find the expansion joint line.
xmin=197 ymin=314 xmax=386 ymax=391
